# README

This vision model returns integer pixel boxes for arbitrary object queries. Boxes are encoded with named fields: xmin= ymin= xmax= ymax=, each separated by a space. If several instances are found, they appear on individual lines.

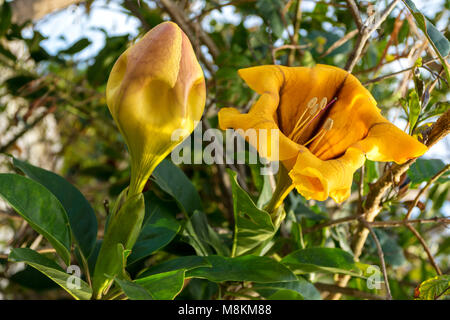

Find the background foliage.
xmin=0 ymin=0 xmax=449 ymax=300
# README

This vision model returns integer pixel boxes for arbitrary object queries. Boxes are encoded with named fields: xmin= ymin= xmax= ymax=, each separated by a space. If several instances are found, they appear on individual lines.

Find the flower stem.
xmin=264 ymin=164 xmax=294 ymax=216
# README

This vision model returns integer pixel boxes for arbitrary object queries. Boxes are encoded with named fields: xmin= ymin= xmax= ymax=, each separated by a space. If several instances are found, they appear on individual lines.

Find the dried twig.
xmin=404 ymin=164 xmax=450 ymax=220
xmin=405 ymin=223 xmax=442 ymax=275
xmin=315 ymin=282 xmax=384 ymax=300
xmin=345 ymin=0 xmax=401 ymax=72
xmin=320 ymin=29 xmax=358 ymax=58
xmin=345 ymin=0 xmax=363 ymax=30
xmin=359 ymin=218 xmax=392 ymax=300
xmin=363 ymin=57 xmax=441 ymax=85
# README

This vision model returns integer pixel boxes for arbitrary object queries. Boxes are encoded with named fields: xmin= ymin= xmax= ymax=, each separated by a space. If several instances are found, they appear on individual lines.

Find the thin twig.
xmin=288 ymin=0 xmax=303 ymax=66
xmin=0 ymin=110 xmax=51 ymax=153
xmin=345 ymin=0 xmax=363 ymax=30
xmin=363 ymin=57 xmax=441 ymax=85
xmin=405 ymin=223 xmax=442 ymax=276
xmin=345 ymin=0 xmax=401 ymax=72
xmin=315 ymin=282 xmax=384 ymax=300
xmin=404 ymin=164 xmax=450 ymax=220
xmin=359 ymin=218 xmax=392 ymax=300
xmin=371 ymin=217 xmax=450 ymax=227
xmin=320 ymin=29 xmax=358 ymax=58
xmin=303 ymin=215 xmax=359 ymax=233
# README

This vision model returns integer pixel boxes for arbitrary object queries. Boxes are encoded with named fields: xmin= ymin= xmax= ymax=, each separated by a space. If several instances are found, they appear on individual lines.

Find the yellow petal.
xmin=218 ymin=94 xmax=300 ymax=162
xmin=289 ymin=146 xmax=366 ymax=203
xmin=354 ymin=121 xmax=428 ymax=164
xmin=238 ymin=65 xmax=285 ymax=98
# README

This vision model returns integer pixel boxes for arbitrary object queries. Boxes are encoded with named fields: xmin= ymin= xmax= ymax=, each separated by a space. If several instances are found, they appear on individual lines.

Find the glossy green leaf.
xmin=183 ymin=211 xmax=230 ymax=256
xmin=138 ymin=256 xmax=211 ymax=278
xmin=366 ymin=229 xmax=406 ymax=267
xmin=408 ymin=90 xmax=421 ymax=134
xmin=13 ymin=157 xmax=97 ymax=259
xmin=115 ymin=278 xmax=154 ymax=300
xmin=416 ymin=275 xmax=450 ymax=300
xmin=135 ymin=270 xmax=185 ymax=300
xmin=402 ymin=0 xmax=450 ymax=81
xmin=59 ymin=38 xmax=92 ymax=55
xmin=187 ymin=255 xmax=297 ymax=283
xmin=9 ymin=248 xmax=92 ymax=300
xmin=128 ymin=192 xmax=180 ymax=264
xmin=256 ymin=0 xmax=284 ymax=38
xmin=152 ymin=159 xmax=203 ymax=215
xmin=228 ymin=170 xmax=277 ymax=256
xmin=408 ymin=158 xmax=448 ymax=188
xmin=253 ymin=277 xmax=321 ymax=300
xmin=0 ymin=174 xmax=72 ymax=264
xmin=267 ymin=289 xmax=305 ymax=300
xmin=281 ymin=247 xmax=360 ymax=276
xmin=0 ymin=2 xmax=11 ymax=37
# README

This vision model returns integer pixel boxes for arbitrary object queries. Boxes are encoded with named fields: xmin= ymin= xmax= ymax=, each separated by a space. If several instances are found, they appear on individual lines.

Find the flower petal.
xmin=289 ymin=146 xmax=366 ymax=203
xmin=354 ymin=122 xmax=428 ymax=164
xmin=218 ymin=93 xmax=300 ymax=162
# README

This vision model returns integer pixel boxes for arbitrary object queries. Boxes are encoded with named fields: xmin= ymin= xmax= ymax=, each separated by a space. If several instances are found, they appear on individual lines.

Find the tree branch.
xmin=315 ymin=283 xmax=384 ymax=300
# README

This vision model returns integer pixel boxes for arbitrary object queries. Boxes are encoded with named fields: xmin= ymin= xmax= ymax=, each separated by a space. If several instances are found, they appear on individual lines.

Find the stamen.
xmin=309 ymin=97 xmax=337 ymax=124
xmin=288 ymin=96 xmax=318 ymax=139
xmin=323 ymin=118 xmax=334 ymax=131
xmin=290 ymin=96 xmax=338 ymax=142
xmin=319 ymin=97 xmax=327 ymax=109
xmin=304 ymin=118 xmax=334 ymax=146
xmin=307 ymin=97 xmax=318 ymax=109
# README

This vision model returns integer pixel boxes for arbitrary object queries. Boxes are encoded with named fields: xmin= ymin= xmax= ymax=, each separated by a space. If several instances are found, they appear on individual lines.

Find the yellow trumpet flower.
xmin=219 ymin=64 xmax=427 ymax=204
xmin=107 ymin=21 xmax=206 ymax=197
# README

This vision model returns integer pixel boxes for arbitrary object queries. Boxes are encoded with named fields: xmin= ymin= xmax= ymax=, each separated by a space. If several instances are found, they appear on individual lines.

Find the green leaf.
xmin=0 ymin=2 xmax=12 ymax=37
xmin=13 ymin=157 xmax=97 ymax=259
xmin=59 ymin=38 xmax=92 ymax=55
xmin=0 ymin=174 xmax=72 ymax=264
xmin=9 ymin=248 xmax=92 ymax=300
xmin=183 ymin=211 xmax=230 ymax=256
xmin=228 ymin=170 xmax=277 ymax=256
xmin=0 ymin=43 xmax=16 ymax=61
xmin=152 ymin=159 xmax=203 ymax=215
xmin=187 ymin=255 xmax=297 ymax=283
xmin=256 ymin=0 xmax=284 ymax=38
xmin=402 ymin=0 xmax=450 ymax=82
xmin=253 ymin=277 xmax=321 ymax=300
xmin=114 ymin=278 xmax=154 ymax=300
xmin=416 ymin=275 xmax=450 ymax=300
xmin=138 ymin=256 xmax=211 ymax=278
xmin=266 ymin=289 xmax=305 ymax=300
xmin=127 ymin=192 xmax=181 ymax=264
xmin=407 ymin=90 xmax=421 ymax=134
xmin=366 ymin=230 xmax=406 ymax=267
xmin=10 ymin=265 xmax=59 ymax=291
xmin=281 ymin=247 xmax=360 ymax=276
xmin=408 ymin=158 xmax=448 ymax=188
xmin=135 ymin=270 xmax=186 ymax=300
